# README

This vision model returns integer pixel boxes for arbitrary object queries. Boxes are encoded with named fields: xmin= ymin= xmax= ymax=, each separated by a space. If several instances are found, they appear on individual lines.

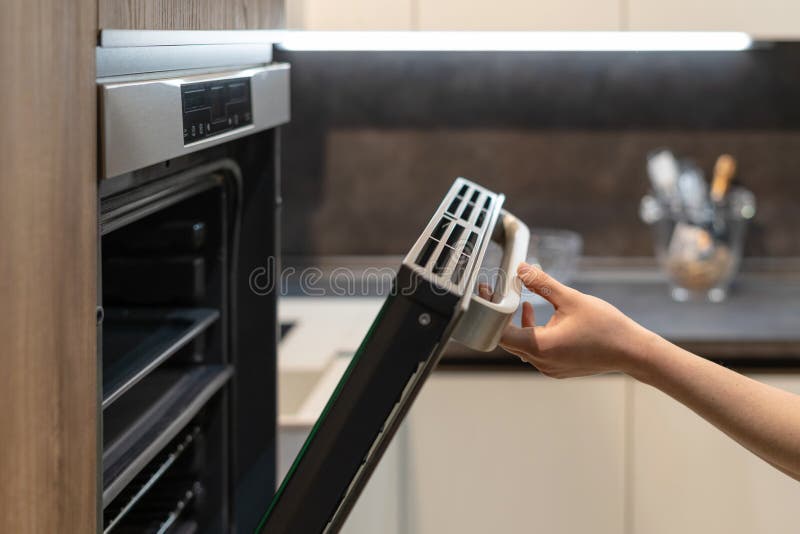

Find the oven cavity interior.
xmin=99 ymin=170 xmax=237 ymax=533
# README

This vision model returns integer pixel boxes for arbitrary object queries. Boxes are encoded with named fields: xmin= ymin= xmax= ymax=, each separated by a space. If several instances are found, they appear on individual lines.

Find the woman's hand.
xmin=498 ymin=262 xmax=658 ymax=378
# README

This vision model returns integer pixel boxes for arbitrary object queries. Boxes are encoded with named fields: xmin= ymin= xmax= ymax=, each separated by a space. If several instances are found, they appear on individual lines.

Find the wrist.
xmin=619 ymin=324 xmax=665 ymax=384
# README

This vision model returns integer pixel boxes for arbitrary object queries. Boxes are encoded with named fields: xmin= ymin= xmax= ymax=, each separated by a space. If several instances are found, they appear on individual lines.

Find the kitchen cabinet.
xmin=1 ymin=1 xmax=288 ymax=531
xmin=99 ymin=0 xmax=285 ymax=29
xmin=286 ymin=0 xmax=618 ymax=30
xmin=0 ymin=0 xmax=97 ymax=532
xmin=404 ymin=369 xmax=800 ymax=534
xmin=630 ymin=374 xmax=800 ymax=534
xmin=416 ymin=0 xmax=620 ymax=31
xmin=287 ymin=0 xmax=800 ymax=37
xmin=287 ymin=0 xmax=413 ymax=30
xmin=404 ymin=372 xmax=627 ymax=534
xmin=627 ymin=0 xmax=800 ymax=39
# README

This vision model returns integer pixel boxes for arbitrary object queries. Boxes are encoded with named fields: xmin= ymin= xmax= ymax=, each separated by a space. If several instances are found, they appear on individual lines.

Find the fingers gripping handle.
xmin=452 ymin=209 xmax=530 ymax=352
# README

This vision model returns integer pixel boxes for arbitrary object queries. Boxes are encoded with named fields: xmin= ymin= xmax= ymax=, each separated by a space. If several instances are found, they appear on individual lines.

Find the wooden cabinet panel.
xmin=0 ymin=0 xmax=97 ymax=532
xmin=99 ymin=0 xmax=285 ymax=30
xmin=286 ymin=0 xmax=413 ymax=30
xmin=417 ymin=0 xmax=621 ymax=30
xmin=405 ymin=372 xmax=626 ymax=534
xmin=627 ymin=0 xmax=800 ymax=39
xmin=631 ymin=375 xmax=800 ymax=534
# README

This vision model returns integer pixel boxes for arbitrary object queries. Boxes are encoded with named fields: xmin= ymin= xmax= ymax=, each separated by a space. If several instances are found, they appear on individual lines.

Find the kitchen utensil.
xmin=641 ymin=188 xmax=755 ymax=302
xmin=647 ymin=149 xmax=681 ymax=211
xmin=676 ymin=162 xmax=711 ymax=225
xmin=710 ymin=154 xmax=737 ymax=235
xmin=711 ymin=154 xmax=736 ymax=202
xmin=728 ymin=186 xmax=756 ymax=220
xmin=639 ymin=194 xmax=665 ymax=224
xmin=641 ymin=150 xmax=754 ymax=302
xmin=668 ymin=161 xmax=715 ymax=264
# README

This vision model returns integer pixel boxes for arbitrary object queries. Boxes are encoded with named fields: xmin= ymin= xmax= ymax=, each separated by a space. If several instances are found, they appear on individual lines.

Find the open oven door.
xmin=257 ymin=178 xmax=530 ymax=533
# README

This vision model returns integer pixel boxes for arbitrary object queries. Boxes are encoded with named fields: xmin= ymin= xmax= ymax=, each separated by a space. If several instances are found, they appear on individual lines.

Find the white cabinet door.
xmin=627 ymin=0 xmax=800 ymax=39
xmin=286 ymin=0 xmax=414 ymax=30
xmin=405 ymin=372 xmax=627 ymax=534
xmin=631 ymin=374 xmax=800 ymax=534
xmin=417 ymin=0 xmax=621 ymax=30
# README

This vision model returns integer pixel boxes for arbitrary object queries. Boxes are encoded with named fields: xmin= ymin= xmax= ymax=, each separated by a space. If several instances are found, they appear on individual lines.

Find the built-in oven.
xmin=97 ymin=31 xmax=288 ymax=533
xmin=96 ymin=30 xmax=530 ymax=534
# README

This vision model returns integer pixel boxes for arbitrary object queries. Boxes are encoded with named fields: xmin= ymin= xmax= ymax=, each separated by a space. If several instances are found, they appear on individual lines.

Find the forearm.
xmin=627 ymin=333 xmax=800 ymax=480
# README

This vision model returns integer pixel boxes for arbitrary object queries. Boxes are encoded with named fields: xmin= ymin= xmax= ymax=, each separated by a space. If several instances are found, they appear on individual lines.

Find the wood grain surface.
xmin=0 ymin=0 xmax=98 ymax=532
xmin=100 ymin=0 xmax=285 ymax=29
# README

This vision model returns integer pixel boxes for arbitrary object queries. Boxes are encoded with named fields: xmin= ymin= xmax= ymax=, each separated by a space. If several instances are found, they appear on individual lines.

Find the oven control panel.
xmin=181 ymin=77 xmax=253 ymax=145
xmin=100 ymin=64 xmax=289 ymax=179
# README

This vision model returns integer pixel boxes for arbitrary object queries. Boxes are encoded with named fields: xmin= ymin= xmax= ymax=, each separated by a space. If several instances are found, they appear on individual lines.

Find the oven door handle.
xmin=452 ymin=209 xmax=530 ymax=352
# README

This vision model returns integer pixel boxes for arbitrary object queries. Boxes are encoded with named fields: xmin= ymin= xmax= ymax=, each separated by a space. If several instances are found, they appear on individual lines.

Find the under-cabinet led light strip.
xmin=275 ymin=31 xmax=752 ymax=52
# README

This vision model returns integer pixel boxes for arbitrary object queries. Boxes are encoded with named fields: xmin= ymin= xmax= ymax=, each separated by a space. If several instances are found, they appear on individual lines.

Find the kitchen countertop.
xmin=279 ymin=298 xmax=384 ymax=372
xmin=279 ymin=257 xmax=800 ymax=371
xmin=279 ymin=298 xmax=384 ymax=427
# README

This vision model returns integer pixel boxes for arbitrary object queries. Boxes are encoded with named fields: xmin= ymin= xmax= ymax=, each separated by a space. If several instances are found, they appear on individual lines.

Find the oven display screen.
xmin=181 ymin=77 xmax=253 ymax=145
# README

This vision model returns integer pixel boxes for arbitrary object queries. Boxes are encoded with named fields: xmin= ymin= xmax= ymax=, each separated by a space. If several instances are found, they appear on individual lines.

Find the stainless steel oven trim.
xmin=99 ymin=29 xmax=285 ymax=48
xmin=96 ymin=43 xmax=274 ymax=78
xmin=99 ymin=64 xmax=290 ymax=179
xmin=96 ymin=30 xmax=285 ymax=78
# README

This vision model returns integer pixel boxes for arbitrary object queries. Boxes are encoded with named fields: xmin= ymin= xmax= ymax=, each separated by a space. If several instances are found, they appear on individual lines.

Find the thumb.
xmin=517 ymin=262 xmax=570 ymax=308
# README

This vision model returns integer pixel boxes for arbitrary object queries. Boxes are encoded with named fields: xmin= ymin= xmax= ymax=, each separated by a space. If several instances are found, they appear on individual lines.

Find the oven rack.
xmin=102 ymin=365 xmax=232 ymax=506
xmin=110 ymin=477 xmax=201 ymax=534
xmin=102 ymin=307 xmax=220 ymax=409
xmin=104 ymin=426 xmax=201 ymax=533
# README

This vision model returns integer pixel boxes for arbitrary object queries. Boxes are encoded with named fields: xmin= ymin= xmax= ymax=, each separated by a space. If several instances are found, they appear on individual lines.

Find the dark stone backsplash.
xmin=276 ymin=46 xmax=800 ymax=257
